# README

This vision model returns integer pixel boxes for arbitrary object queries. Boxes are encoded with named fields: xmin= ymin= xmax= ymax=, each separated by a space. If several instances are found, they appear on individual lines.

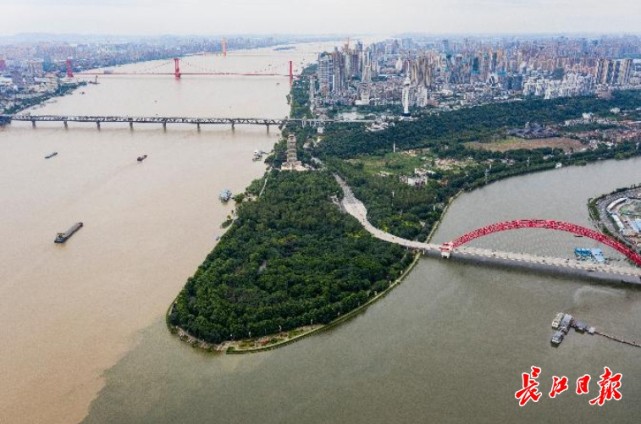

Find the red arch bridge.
xmin=336 ymin=176 xmax=641 ymax=283
xmin=440 ymin=219 xmax=641 ymax=266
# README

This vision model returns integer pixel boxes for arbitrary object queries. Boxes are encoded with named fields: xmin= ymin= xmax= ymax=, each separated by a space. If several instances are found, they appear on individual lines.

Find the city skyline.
xmin=1 ymin=0 xmax=640 ymax=38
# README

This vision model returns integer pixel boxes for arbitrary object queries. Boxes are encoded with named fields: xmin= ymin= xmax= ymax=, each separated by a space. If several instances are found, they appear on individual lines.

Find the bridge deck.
xmin=0 ymin=114 xmax=374 ymax=127
xmin=336 ymin=175 xmax=641 ymax=282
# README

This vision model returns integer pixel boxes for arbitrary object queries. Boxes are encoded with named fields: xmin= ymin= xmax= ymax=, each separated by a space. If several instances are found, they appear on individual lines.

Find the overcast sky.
xmin=1 ymin=0 xmax=639 ymax=36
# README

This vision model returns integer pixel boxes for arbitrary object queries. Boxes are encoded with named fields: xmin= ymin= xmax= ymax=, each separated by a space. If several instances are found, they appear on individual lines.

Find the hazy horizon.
xmin=1 ymin=0 xmax=639 ymax=38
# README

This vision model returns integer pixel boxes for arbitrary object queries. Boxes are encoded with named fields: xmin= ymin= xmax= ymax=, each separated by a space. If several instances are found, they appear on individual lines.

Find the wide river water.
xmin=0 ymin=43 xmax=330 ymax=424
xmin=3 ymin=43 xmax=641 ymax=423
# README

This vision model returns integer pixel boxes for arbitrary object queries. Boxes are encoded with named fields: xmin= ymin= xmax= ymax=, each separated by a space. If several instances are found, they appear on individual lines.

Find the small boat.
xmin=551 ymin=330 xmax=564 ymax=346
xmin=54 ymin=222 xmax=83 ymax=244
xmin=137 ymin=155 xmax=148 ymax=162
xmin=45 ymin=152 xmax=58 ymax=159
xmin=219 ymin=189 xmax=232 ymax=202
xmin=551 ymin=312 xmax=564 ymax=330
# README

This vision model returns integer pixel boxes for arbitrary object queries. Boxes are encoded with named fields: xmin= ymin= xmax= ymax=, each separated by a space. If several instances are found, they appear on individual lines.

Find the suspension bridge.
xmin=66 ymin=57 xmax=297 ymax=82
xmin=335 ymin=175 xmax=641 ymax=284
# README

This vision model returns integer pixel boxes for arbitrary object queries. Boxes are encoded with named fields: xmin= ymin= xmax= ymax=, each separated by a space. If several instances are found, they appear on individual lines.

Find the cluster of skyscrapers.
xmin=313 ymin=36 xmax=641 ymax=112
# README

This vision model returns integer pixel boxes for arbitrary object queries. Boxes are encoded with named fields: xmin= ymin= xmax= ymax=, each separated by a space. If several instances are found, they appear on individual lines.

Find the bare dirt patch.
xmin=466 ymin=137 xmax=585 ymax=153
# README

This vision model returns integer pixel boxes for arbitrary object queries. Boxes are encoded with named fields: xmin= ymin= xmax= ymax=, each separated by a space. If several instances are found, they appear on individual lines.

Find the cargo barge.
xmin=45 ymin=152 xmax=58 ymax=159
xmin=54 ymin=222 xmax=83 ymax=243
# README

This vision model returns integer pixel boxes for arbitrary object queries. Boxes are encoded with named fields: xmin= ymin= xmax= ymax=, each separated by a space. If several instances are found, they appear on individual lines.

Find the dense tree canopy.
xmin=169 ymin=171 xmax=408 ymax=343
xmin=315 ymin=91 xmax=641 ymax=159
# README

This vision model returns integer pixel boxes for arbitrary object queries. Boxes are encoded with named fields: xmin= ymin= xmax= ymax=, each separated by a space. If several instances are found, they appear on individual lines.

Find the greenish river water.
xmin=83 ymin=160 xmax=641 ymax=423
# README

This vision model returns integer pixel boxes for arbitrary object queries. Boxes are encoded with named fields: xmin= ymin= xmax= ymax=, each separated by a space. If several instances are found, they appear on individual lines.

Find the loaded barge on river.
xmin=54 ymin=222 xmax=83 ymax=243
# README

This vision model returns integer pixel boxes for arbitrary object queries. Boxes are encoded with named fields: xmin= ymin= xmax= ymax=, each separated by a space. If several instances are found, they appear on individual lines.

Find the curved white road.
xmin=335 ymin=175 xmax=641 ymax=282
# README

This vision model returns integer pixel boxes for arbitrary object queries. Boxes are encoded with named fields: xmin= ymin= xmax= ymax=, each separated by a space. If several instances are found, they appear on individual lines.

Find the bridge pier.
xmin=266 ymin=123 xmax=270 ymax=133
xmin=231 ymin=121 xmax=235 ymax=131
xmin=96 ymin=121 xmax=100 ymax=130
xmin=197 ymin=123 xmax=201 ymax=132
xmin=63 ymin=121 xmax=68 ymax=129
xmin=162 ymin=122 xmax=167 ymax=131
xmin=31 ymin=120 xmax=36 ymax=128
xmin=129 ymin=121 xmax=133 ymax=130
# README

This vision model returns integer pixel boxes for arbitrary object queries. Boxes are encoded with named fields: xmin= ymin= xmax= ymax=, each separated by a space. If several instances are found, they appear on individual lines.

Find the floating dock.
xmin=549 ymin=312 xmax=641 ymax=349
xmin=550 ymin=312 xmax=596 ymax=346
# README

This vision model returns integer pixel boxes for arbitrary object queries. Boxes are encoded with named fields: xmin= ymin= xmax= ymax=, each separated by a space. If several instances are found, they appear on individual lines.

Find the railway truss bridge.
xmin=0 ymin=114 xmax=373 ymax=130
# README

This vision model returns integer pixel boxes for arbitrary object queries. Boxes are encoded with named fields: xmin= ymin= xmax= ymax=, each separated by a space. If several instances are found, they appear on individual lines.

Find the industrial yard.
xmin=594 ymin=186 xmax=641 ymax=250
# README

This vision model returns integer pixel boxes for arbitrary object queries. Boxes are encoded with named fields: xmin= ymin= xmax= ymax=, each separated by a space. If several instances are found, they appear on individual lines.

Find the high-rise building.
xmin=596 ymin=58 xmax=633 ymax=85
xmin=309 ymin=76 xmax=315 ymax=111
xmin=402 ymin=76 xmax=411 ymax=116
xmin=331 ymin=49 xmax=346 ymax=93
xmin=615 ymin=58 xmax=633 ymax=85
xmin=442 ymin=39 xmax=450 ymax=54
xmin=596 ymin=59 xmax=613 ymax=84
xmin=317 ymin=53 xmax=334 ymax=96
xmin=410 ymin=55 xmax=434 ymax=89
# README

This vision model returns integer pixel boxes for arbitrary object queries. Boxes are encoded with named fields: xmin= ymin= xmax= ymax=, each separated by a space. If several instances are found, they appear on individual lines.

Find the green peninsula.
xmin=169 ymin=68 xmax=641 ymax=351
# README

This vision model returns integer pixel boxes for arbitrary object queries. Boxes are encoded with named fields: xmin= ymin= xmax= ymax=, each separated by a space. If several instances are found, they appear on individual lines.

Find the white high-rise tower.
xmin=402 ymin=76 xmax=411 ymax=116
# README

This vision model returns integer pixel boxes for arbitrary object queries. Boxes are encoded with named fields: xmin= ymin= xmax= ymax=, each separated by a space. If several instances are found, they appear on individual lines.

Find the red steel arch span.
xmin=445 ymin=219 xmax=641 ymax=266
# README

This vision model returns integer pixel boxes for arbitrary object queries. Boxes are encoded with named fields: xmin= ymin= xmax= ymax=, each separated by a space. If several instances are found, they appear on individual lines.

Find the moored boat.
xmin=219 ymin=189 xmax=232 ymax=202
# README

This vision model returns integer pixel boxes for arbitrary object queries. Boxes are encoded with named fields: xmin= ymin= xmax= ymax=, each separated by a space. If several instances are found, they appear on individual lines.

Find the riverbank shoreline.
xmin=166 ymin=248 xmax=424 ymax=354
xmin=0 ymin=81 xmax=86 ymax=118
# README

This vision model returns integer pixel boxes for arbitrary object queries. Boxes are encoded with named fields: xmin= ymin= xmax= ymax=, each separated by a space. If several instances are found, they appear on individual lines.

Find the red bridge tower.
xmin=173 ymin=58 xmax=181 ymax=79
xmin=66 ymin=58 xmax=74 ymax=78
